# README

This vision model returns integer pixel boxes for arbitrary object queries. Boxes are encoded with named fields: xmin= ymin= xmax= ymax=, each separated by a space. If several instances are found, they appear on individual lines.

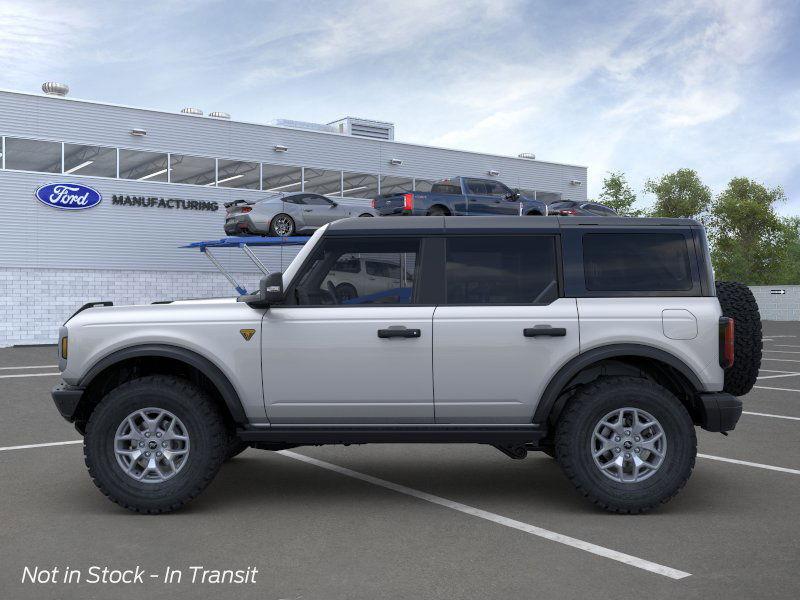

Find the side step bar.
xmin=237 ymin=424 xmax=546 ymax=446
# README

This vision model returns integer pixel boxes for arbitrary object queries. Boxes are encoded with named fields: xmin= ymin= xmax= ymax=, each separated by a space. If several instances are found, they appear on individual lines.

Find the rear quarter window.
xmin=583 ymin=233 xmax=693 ymax=292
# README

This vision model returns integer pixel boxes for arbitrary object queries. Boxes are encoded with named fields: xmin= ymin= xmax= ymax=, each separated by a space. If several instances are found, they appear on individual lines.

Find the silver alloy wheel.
xmin=272 ymin=215 xmax=293 ymax=236
xmin=591 ymin=407 xmax=666 ymax=483
xmin=114 ymin=408 xmax=190 ymax=483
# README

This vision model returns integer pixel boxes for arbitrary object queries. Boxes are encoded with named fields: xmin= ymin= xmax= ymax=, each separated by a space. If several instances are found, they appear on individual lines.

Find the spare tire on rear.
xmin=715 ymin=281 xmax=762 ymax=396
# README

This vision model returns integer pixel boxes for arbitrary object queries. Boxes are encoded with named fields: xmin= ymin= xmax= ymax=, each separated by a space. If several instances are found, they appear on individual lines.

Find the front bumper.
xmin=52 ymin=382 xmax=84 ymax=422
xmin=697 ymin=392 xmax=742 ymax=432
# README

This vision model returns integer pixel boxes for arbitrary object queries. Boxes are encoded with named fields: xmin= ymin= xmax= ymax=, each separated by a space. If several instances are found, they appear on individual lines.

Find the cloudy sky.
xmin=2 ymin=0 xmax=799 ymax=213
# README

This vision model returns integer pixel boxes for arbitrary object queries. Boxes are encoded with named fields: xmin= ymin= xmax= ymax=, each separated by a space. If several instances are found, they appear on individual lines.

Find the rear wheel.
xmin=555 ymin=376 xmax=696 ymax=513
xmin=358 ymin=213 xmax=374 ymax=218
xmin=427 ymin=206 xmax=448 ymax=216
xmin=84 ymin=375 xmax=227 ymax=513
xmin=715 ymin=281 xmax=762 ymax=396
xmin=269 ymin=214 xmax=295 ymax=237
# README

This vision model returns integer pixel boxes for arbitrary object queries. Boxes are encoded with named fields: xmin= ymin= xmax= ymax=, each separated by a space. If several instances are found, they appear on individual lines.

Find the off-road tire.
xmin=555 ymin=376 xmax=696 ymax=514
xmin=84 ymin=375 xmax=228 ymax=514
xmin=225 ymin=438 xmax=249 ymax=462
xmin=715 ymin=280 xmax=762 ymax=396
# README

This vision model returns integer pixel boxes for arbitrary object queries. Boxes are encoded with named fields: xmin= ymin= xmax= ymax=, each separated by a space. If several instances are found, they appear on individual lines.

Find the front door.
xmin=465 ymin=179 xmax=519 ymax=215
xmin=262 ymin=236 xmax=433 ymax=423
xmin=433 ymin=234 xmax=579 ymax=423
xmin=299 ymin=194 xmax=345 ymax=228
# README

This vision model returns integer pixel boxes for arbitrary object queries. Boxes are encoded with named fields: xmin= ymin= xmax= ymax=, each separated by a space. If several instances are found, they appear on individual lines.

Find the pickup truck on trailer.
xmin=52 ymin=216 xmax=761 ymax=514
xmin=372 ymin=177 xmax=547 ymax=217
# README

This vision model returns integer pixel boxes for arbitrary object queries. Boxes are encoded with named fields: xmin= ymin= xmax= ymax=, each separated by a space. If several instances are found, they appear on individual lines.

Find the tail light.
xmin=371 ymin=198 xmax=377 ymax=209
xmin=402 ymin=193 xmax=414 ymax=211
xmin=719 ymin=317 xmax=735 ymax=368
xmin=240 ymin=207 xmax=252 ymax=213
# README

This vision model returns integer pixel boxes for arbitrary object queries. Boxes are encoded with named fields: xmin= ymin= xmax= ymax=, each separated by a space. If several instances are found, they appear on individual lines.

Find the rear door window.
xmin=445 ymin=236 xmax=559 ymax=304
xmin=583 ymin=233 xmax=693 ymax=291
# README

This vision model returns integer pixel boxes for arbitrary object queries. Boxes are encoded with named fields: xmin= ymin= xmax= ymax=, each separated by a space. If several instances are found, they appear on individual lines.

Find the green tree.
xmin=709 ymin=177 xmax=792 ymax=284
xmin=644 ymin=168 xmax=711 ymax=219
xmin=598 ymin=171 xmax=643 ymax=216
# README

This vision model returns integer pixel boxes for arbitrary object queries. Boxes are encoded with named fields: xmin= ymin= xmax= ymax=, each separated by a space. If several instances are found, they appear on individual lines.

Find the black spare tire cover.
xmin=715 ymin=281 xmax=762 ymax=396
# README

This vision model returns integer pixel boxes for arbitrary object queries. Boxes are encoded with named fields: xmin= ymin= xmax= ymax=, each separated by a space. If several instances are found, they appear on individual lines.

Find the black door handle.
xmin=524 ymin=326 xmax=567 ymax=337
xmin=378 ymin=327 xmax=421 ymax=339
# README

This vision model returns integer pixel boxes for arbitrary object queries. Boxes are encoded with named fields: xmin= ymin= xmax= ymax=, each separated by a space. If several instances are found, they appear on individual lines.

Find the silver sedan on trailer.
xmin=224 ymin=192 xmax=378 ymax=237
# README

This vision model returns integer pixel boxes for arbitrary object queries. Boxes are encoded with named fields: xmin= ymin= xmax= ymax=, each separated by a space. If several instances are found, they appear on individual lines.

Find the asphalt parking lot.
xmin=1 ymin=322 xmax=799 ymax=600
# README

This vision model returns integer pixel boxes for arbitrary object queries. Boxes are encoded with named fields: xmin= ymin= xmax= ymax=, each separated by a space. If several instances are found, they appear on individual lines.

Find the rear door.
xmin=432 ymin=234 xmax=580 ymax=423
xmin=262 ymin=235 xmax=435 ymax=423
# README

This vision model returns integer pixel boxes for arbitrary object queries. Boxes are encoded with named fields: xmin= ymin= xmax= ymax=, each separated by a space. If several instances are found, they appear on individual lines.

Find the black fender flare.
xmin=533 ymin=344 xmax=704 ymax=425
xmin=78 ymin=344 xmax=247 ymax=424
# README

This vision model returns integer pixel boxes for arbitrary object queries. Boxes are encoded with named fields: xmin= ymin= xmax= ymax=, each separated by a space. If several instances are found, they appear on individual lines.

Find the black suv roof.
xmin=326 ymin=216 xmax=701 ymax=236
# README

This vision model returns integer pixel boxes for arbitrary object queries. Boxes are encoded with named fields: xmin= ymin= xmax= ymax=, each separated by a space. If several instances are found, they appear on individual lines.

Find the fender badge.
xmin=240 ymin=328 xmax=256 ymax=341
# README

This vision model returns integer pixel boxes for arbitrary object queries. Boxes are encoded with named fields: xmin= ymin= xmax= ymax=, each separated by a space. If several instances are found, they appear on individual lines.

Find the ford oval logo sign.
xmin=35 ymin=183 xmax=102 ymax=210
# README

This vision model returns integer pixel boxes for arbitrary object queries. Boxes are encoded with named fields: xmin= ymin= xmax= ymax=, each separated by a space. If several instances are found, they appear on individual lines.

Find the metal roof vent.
xmin=518 ymin=152 xmax=536 ymax=160
xmin=328 ymin=117 xmax=395 ymax=141
xmin=209 ymin=111 xmax=230 ymax=119
xmin=180 ymin=107 xmax=204 ymax=116
xmin=269 ymin=119 xmax=337 ymax=134
xmin=42 ymin=82 xmax=69 ymax=96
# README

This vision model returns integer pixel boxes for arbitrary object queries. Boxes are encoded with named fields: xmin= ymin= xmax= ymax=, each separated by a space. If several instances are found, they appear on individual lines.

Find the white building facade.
xmin=0 ymin=88 xmax=588 ymax=347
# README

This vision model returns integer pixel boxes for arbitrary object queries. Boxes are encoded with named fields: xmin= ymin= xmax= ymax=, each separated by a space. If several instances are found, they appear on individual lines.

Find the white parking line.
xmin=0 ymin=372 xmax=61 ymax=379
xmin=698 ymin=454 xmax=800 ymax=475
xmin=772 ymin=344 xmax=800 ymax=349
xmin=0 ymin=440 xmax=81 ymax=452
xmin=0 ymin=365 xmax=59 ymax=370
xmin=757 ymin=372 xmax=800 ymax=380
xmin=742 ymin=411 xmax=800 ymax=421
xmin=761 ymin=357 xmax=800 ymax=364
xmin=763 ymin=335 xmax=797 ymax=338
xmin=764 ymin=350 xmax=800 ymax=355
xmin=278 ymin=450 xmax=691 ymax=579
xmin=754 ymin=385 xmax=800 ymax=393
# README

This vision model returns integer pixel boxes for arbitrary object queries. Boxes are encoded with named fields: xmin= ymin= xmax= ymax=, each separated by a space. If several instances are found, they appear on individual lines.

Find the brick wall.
xmin=749 ymin=286 xmax=800 ymax=321
xmin=0 ymin=268 xmax=262 ymax=347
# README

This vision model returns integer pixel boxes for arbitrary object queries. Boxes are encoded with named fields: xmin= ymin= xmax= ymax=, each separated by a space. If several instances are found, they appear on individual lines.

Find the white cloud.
xmin=239 ymin=0 xmax=519 ymax=86
xmin=0 ymin=1 xmax=90 ymax=83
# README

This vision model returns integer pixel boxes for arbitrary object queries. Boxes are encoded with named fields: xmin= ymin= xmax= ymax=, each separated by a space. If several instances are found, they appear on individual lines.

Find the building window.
xmin=414 ymin=178 xmax=436 ymax=192
xmin=63 ymin=144 xmax=117 ymax=177
xmin=262 ymin=163 xmax=302 ymax=193
xmin=170 ymin=154 xmax=216 ymax=186
xmin=4 ymin=138 xmax=61 ymax=173
xmin=304 ymin=168 xmax=342 ymax=196
xmin=119 ymin=149 xmax=169 ymax=182
xmin=379 ymin=175 xmax=413 ymax=195
xmin=342 ymin=171 xmax=379 ymax=198
xmin=217 ymin=159 xmax=260 ymax=189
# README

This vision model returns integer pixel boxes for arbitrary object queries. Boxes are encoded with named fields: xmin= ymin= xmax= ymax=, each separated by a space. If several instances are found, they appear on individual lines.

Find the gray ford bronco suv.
xmin=52 ymin=216 xmax=761 ymax=514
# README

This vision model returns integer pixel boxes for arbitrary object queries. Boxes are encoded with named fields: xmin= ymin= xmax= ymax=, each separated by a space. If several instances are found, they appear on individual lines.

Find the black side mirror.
xmin=330 ymin=201 xmax=338 ymax=208
xmin=238 ymin=272 xmax=283 ymax=308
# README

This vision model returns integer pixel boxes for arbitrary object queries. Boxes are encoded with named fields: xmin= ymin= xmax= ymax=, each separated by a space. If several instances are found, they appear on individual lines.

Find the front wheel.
xmin=555 ymin=376 xmax=696 ymax=513
xmin=84 ymin=375 xmax=228 ymax=513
